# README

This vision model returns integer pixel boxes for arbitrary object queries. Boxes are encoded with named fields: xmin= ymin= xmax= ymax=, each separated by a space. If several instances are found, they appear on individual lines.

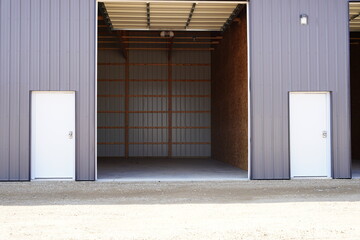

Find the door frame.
xmin=30 ymin=91 xmax=76 ymax=181
xmin=94 ymin=0 xmax=252 ymax=180
xmin=289 ymin=91 xmax=332 ymax=178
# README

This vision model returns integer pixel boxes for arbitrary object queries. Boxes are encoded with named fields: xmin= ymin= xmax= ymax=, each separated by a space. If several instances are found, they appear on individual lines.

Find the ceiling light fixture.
xmin=160 ymin=31 xmax=174 ymax=38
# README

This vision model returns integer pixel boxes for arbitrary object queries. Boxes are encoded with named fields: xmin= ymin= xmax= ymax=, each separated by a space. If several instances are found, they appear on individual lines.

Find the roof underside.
xmin=350 ymin=2 xmax=360 ymax=32
xmin=102 ymin=1 xmax=244 ymax=31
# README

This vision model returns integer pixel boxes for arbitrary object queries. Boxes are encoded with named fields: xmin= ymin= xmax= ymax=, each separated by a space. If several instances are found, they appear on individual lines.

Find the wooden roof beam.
xmin=124 ymin=47 xmax=214 ymax=51
xmin=121 ymin=36 xmax=223 ymax=40
xmin=221 ymin=4 xmax=244 ymax=31
xmin=185 ymin=3 xmax=197 ymax=29
xmin=168 ymin=37 xmax=174 ymax=61
xmin=120 ymin=41 xmax=219 ymax=44
xmin=146 ymin=2 xmax=151 ymax=29
xmin=98 ymin=2 xmax=113 ymax=31
xmin=115 ymin=31 xmax=128 ymax=60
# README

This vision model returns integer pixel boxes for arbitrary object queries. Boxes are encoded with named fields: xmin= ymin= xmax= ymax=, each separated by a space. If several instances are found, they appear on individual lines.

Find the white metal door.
xmin=289 ymin=92 xmax=331 ymax=178
xmin=31 ymin=91 xmax=75 ymax=180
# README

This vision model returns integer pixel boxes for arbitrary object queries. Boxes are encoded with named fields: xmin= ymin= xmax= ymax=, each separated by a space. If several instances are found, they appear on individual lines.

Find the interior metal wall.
xmin=0 ymin=0 xmax=96 ymax=181
xmin=97 ymin=49 xmax=211 ymax=157
xmin=97 ymin=50 xmax=126 ymax=157
xmin=171 ymin=50 xmax=211 ymax=157
xmin=250 ymin=0 xmax=350 ymax=179
xmin=129 ymin=50 xmax=169 ymax=157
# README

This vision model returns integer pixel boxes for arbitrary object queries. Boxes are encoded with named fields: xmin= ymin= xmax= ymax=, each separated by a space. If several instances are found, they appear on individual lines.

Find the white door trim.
xmin=94 ymin=0 xmax=251 ymax=180
xmin=289 ymin=91 xmax=332 ymax=178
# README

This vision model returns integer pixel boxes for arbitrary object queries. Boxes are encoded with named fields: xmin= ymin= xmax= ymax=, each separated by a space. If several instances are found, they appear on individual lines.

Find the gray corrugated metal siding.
xmin=250 ymin=0 xmax=350 ymax=179
xmin=0 ymin=0 xmax=96 ymax=180
xmin=0 ymin=0 xmax=352 ymax=180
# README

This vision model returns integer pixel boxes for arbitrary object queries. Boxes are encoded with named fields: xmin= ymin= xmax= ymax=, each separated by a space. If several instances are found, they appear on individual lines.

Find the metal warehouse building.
xmin=0 ymin=0 xmax=359 ymax=181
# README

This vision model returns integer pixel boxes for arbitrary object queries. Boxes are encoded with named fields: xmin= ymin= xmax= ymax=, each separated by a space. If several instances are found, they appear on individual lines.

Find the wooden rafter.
xmin=168 ymin=37 xmax=174 ymax=61
xmin=98 ymin=40 xmax=219 ymax=45
xmin=120 ymin=36 xmax=223 ymax=40
xmin=125 ymin=47 xmax=214 ymax=51
xmin=98 ymin=142 xmax=211 ymax=145
xmin=115 ymin=31 xmax=128 ymax=60
xmin=221 ymin=4 xmax=244 ymax=31
xmin=98 ymin=2 xmax=113 ymax=31
xmin=99 ymin=47 xmax=214 ymax=51
xmin=185 ymin=3 xmax=197 ymax=29
xmin=146 ymin=2 xmax=151 ymax=28
xmin=123 ymin=41 xmax=218 ymax=45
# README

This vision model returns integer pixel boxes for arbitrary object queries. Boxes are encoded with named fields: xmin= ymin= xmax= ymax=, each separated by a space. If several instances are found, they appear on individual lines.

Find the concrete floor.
xmin=97 ymin=157 xmax=248 ymax=181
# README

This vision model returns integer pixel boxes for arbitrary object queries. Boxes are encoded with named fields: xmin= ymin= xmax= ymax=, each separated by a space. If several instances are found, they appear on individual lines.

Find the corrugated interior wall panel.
xmin=172 ymin=50 xmax=211 ymax=157
xmin=97 ymin=50 xmax=126 ymax=157
xmin=97 ymin=48 xmax=211 ymax=157
xmin=0 ymin=0 xmax=96 ymax=181
xmin=250 ymin=0 xmax=350 ymax=179
xmin=129 ymin=50 xmax=168 ymax=157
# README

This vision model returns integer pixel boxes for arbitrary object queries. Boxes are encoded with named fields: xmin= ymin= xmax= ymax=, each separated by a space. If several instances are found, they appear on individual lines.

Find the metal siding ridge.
xmin=19 ymin=0 xmax=31 ymax=180
xmin=9 ymin=0 xmax=21 ymax=180
xmin=0 ymin=0 xmax=11 ymax=180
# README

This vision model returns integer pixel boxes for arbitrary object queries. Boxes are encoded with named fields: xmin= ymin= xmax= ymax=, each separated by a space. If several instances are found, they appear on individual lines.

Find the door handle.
xmin=322 ymin=131 xmax=327 ymax=138
xmin=68 ymin=131 xmax=73 ymax=139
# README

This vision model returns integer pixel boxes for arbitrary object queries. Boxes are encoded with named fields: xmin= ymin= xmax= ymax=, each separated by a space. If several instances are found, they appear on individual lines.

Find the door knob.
xmin=322 ymin=131 xmax=327 ymax=138
xmin=68 ymin=131 xmax=73 ymax=139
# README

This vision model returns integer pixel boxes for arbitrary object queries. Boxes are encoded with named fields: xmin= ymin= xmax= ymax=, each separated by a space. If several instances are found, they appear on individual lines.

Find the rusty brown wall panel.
xmin=0 ymin=0 xmax=96 ymax=180
xmin=250 ymin=0 xmax=350 ymax=179
xmin=211 ymin=8 xmax=248 ymax=170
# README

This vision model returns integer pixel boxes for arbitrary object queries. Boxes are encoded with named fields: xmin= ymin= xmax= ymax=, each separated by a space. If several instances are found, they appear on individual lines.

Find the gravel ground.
xmin=1 ymin=179 xmax=360 ymax=239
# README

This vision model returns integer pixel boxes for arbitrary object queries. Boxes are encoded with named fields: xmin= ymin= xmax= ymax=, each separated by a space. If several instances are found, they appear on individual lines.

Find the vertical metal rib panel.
xmin=9 ymin=0 xmax=21 ymax=180
xmin=19 ymin=0 xmax=31 ymax=180
xmin=98 ymin=49 xmax=211 ymax=157
xmin=0 ymin=0 xmax=96 ymax=180
xmin=0 ymin=0 xmax=11 ymax=180
xmin=97 ymin=50 xmax=126 ymax=157
xmin=250 ymin=0 xmax=350 ymax=179
xmin=129 ymin=50 xmax=169 ymax=157
xmin=172 ymin=50 xmax=211 ymax=157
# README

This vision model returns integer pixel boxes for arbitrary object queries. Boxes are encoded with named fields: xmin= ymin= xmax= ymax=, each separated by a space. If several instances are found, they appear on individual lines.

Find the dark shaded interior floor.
xmin=97 ymin=157 xmax=248 ymax=181
xmin=352 ymin=160 xmax=360 ymax=178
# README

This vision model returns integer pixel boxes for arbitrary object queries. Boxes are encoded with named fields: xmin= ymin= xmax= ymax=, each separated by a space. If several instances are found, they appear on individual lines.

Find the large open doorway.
xmin=350 ymin=2 xmax=360 ymax=178
xmin=96 ymin=0 xmax=249 ymax=181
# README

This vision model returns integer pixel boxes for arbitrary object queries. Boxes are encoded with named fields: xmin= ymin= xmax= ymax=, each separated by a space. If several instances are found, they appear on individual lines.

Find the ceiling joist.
xmin=103 ymin=1 xmax=244 ymax=31
xmin=185 ymin=3 xmax=197 ymax=29
xmin=350 ymin=3 xmax=360 ymax=32
xmin=146 ymin=2 xmax=151 ymax=28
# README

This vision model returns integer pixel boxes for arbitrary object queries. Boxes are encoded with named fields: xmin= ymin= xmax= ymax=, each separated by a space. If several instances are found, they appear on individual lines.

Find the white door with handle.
xmin=31 ymin=91 xmax=75 ymax=180
xmin=289 ymin=92 xmax=331 ymax=178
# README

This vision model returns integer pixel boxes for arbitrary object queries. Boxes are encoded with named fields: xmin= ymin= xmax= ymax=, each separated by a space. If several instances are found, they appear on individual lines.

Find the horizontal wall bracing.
xmin=97 ymin=49 xmax=211 ymax=158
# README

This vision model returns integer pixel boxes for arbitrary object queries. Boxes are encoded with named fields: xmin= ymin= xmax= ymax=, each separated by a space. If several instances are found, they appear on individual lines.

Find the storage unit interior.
xmin=350 ymin=2 xmax=360 ymax=178
xmin=97 ymin=1 xmax=248 ymax=180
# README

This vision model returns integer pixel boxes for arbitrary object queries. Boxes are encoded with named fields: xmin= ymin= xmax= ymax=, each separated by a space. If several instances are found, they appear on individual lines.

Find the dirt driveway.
xmin=1 ymin=180 xmax=360 ymax=240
